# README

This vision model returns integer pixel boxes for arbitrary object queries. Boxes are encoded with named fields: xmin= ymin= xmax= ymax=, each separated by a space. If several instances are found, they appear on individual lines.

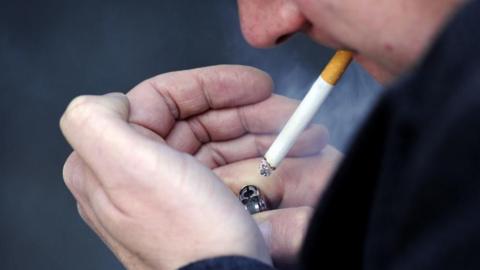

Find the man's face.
xmin=237 ymin=0 xmax=350 ymax=49
xmin=238 ymin=0 xmax=420 ymax=81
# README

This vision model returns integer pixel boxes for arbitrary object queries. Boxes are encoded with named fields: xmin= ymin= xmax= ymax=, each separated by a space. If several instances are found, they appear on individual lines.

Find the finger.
xmin=213 ymin=157 xmax=284 ymax=208
xmin=60 ymin=93 xmax=182 ymax=191
xmin=126 ymin=65 xmax=273 ymax=137
xmin=65 ymin=156 xmax=149 ymax=270
xmin=63 ymin=152 xmax=98 ymax=208
xmin=165 ymin=95 xmax=324 ymax=154
xmin=63 ymin=153 xmax=127 ymax=249
xmin=254 ymin=207 xmax=314 ymax=268
xmin=77 ymin=203 xmax=149 ymax=269
xmin=213 ymin=146 xmax=341 ymax=208
xmin=130 ymin=123 xmax=166 ymax=144
xmin=63 ymin=152 xmax=124 ymax=227
xmin=63 ymin=152 xmax=145 ymax=268
xmin=195 ymin=125 xmax=328 ymax=168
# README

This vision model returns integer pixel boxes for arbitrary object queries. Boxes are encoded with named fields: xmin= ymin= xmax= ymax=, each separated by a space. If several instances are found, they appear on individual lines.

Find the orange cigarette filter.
xmin=320 ymin=50 xmax=353 ymax=85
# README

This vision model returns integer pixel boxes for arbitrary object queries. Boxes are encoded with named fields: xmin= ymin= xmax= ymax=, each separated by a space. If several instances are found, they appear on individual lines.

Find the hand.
xmin=60 ymin=65 xmax=340 ymax=270
xmin=128 ymin=66 xmax=341 ymax=268
xmin=130 ymin=66 xmax=341 ymax=267
xmin=214 ymin=145 xmax=342 ymax=268
xmin=61 ymin=65 xmax=280 ymax=269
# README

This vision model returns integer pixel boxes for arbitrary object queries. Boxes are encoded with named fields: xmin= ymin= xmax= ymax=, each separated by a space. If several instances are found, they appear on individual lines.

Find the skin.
xmin=238 ymin=0 xmax=464 ymax=83
xmin=61 ymin=0 xmax=465 ymax=269
xmin=61 ymin=66 xmax=332 ymax=269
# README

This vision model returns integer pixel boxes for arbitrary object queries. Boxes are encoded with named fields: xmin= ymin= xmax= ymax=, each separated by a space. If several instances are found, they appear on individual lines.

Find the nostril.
xmin=275 ymin=33 xmax=293 ymax=45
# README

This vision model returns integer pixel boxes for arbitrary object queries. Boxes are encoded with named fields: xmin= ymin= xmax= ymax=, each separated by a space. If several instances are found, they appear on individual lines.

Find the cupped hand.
xmin=213 ymin=145 xmax=342 ymax=268
xmin=60 ymin=65 xmax=339 ymax=270
xmin=125 ymin=66 xmax=340 ymax=268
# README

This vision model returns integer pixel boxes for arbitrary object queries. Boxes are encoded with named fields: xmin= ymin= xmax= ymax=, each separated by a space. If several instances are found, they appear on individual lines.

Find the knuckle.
xmin=62 ymin=161 xmax=73 ymax=188
xmin=62 ymin=153 xmax=79 ymax=190
xmin=60 ymin=95 xmax=98 ymax=129
xmin=66 ymin=95 xmax=97 ymax=116
xmin=204 ymin=143 xmax=227 ymax=167
xmin=254 ymin=135 xmax=269 ymax=155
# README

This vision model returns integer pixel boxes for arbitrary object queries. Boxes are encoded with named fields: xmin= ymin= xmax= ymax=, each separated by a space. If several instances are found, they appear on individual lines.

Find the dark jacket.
xmin=182 ymin=0 xmax=480 ymax=269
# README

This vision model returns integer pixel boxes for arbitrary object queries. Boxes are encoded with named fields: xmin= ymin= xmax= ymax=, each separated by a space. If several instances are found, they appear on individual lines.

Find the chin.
xmin=353 ymin=54 xmax=396 ymax=85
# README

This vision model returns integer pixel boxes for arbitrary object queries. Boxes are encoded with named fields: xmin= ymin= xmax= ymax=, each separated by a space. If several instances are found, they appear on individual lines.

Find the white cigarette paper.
xmin=263 ymin=78 xmax=332 ymax=170
xmin=260 ymin=50 xmax=352 ymax=177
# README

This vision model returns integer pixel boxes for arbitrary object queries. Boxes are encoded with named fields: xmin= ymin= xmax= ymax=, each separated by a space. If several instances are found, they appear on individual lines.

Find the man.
xmin=60 ymin=0 xmax=479 ymax=269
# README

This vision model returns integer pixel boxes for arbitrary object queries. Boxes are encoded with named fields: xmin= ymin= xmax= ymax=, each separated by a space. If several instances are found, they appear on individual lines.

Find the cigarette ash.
xmin=259 ymin=158 xmax=275 ymax=177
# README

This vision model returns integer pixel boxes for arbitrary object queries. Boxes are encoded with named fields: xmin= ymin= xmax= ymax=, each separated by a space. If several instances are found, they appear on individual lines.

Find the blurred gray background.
xmin=0 ymin=0 xmax=380 ymax=269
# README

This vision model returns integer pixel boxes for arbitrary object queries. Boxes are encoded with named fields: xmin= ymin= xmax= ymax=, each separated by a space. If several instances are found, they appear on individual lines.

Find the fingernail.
xmin=104 ymin=92 xmax=125 ymax=97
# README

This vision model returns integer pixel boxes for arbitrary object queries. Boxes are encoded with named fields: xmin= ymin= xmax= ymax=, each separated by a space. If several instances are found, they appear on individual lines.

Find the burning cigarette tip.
xmin=260 ymin=158 xmax=275 ymax=177
xmin=259 ymin=50 xmax=352 ymax=177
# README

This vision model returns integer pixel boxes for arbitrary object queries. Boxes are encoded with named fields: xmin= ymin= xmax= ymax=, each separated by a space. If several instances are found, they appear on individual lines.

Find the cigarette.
xmin=260 ymin=50 xmax=353 ymax=177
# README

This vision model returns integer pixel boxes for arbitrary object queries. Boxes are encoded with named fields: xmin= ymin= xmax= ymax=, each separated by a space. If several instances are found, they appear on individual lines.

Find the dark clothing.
xmin=182 ymin=1 xmax=480 ymax=269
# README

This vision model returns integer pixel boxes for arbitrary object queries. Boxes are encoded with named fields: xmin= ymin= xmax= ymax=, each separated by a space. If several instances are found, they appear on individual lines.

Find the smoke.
xmin=215 ymin=1 xmax=382 ymax=150
xmin=0 ymin=1 xmax=382 ymax=269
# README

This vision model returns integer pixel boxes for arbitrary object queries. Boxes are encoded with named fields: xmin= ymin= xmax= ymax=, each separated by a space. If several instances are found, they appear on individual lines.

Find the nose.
xmin=237 ymin=0 xmax=308 ymax=48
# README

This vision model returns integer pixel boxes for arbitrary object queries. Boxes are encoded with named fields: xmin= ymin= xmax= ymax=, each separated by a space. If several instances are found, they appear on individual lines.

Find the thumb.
xmin=60 ymin=92 xmax=181 ymax=191
xmin=254 ymin=206 xmax=314 ymax=267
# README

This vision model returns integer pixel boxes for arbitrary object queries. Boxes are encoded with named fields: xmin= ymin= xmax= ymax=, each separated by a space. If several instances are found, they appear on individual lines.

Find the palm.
xmin=126 ymin=65 xmax=340 ymax=269
xmin=62 ymin=65 xmax=340 ymax=269
xmin=127 ymin=66 xmax=333 ymax=206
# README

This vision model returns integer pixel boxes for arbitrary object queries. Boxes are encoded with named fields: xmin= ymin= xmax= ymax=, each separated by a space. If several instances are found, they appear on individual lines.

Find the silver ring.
xmin=239 ymin=185 xmax=269 ymax=215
